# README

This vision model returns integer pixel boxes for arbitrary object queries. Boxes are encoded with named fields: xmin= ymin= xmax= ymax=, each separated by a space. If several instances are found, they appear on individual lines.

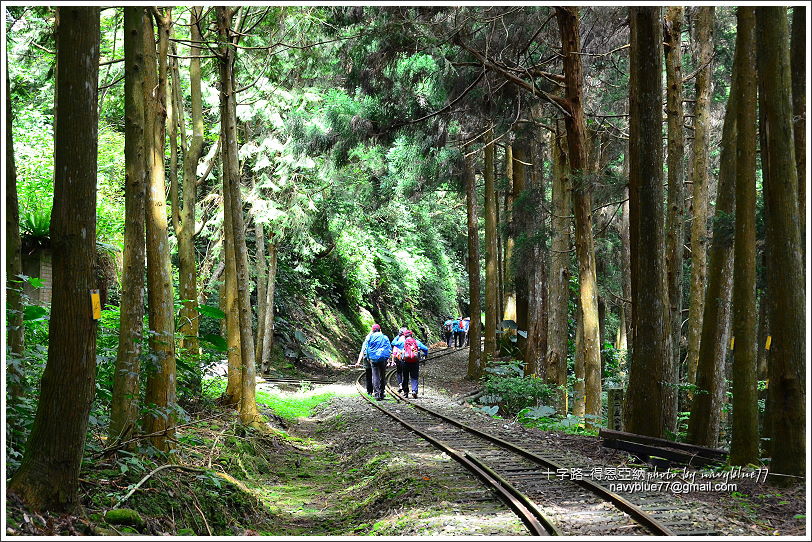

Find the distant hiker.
xmin=459 ymin=317 xmax=470 ymax=347
xmin=362 ymin=324 xmax=392 ymax=400
xmin=443 ymin=317 xmax=454 ymax=347
xmin=391 ymin=327 xmax=408 ymax=392
xmin=400 ymin=330 xmax=429 ymax=398
xmin=451 ymin=316 xmax=461 ymax=347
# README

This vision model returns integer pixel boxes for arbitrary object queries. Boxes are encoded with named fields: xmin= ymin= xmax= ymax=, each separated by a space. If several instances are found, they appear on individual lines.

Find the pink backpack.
xmin=403 ymin=337 xmax=419 ymax=362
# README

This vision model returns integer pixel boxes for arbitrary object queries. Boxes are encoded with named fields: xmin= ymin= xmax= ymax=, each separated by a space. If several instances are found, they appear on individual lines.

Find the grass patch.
xmin=255 ymin=390 xmax=336 ymax=421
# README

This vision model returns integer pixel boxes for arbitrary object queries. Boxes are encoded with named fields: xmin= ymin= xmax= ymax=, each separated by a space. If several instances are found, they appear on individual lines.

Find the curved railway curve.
xmin=353 ymin=358 xmax=717 ymax=536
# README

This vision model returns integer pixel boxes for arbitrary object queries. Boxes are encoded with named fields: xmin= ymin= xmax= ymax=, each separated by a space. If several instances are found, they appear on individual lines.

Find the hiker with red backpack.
xmin=458 ymin=316 xmax=469 ymax=347
xmin=396 ymin=330 xmax=429 ymax=397
xmin=391 ymin=327 xmax=408 ymax=392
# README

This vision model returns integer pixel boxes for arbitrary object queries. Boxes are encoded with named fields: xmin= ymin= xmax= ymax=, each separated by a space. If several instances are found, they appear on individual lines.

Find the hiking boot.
xmin=412 ymin=392 xmax=417 ymax=398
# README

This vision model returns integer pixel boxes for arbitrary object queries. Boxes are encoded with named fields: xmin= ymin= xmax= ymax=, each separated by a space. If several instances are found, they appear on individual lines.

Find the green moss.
xmin=104 ymin=508 xmax=143 ymax=527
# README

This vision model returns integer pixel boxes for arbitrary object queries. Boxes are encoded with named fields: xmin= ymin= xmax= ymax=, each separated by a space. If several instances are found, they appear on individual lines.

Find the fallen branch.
xmin=113 ymin=464 xmax=203 ymax=509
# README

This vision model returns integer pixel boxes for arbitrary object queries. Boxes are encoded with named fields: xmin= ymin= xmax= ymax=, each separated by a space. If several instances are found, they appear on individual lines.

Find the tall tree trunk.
xmin=254 ymin=208 xmax=268 ymax=364
xmin=619 ymin=155 xmax=633 ymax=351
xmin=221 ymin=141 xmax=241 ymax=406
xmin=624 ymin=6 xmax=673 ymax=438
xmin=177 ymin=6 xmax=205 ymax=359
xmin=730 ymin=6 xmax=759 ymax=466
xmin=556 ymin=6 xmax=601 ymax=427
xmin=217 ymin=6 xmax=261 ymax=426
xmin=141 ymin=8 xmax=177 ymax=452
xmin=6 ymin=68 xmax=25 ymax=398
xmin=664 ymin=6 xmax=686 ymax=406
xmin=8 ymin=6 xmax=100 ymax=511
xmin=573 ymin=297 xmax=585 ymax=417
xmin=109 ymin=7 xmax=147 ymax=444
xmin=686 ymin=67 xmax=739 ymax=448
xmin=465 ymin=148 xmax=482 ymax=380
xmin=756 ymin=6 xmax=806 ymax=479
xmin=546 ymin=123 xmax=571 ymax=414
xmin=483 ymin=127 xmax=499 ymax=362
xmin=524 ymin=133 xmax=548 ymax=378
xmin=686 ymin=6 xmax=715 ymax=388
xmin=790 ymin=7 xmax=805 ymax=255
xmin=512 ymin=139 xmax=530 ymax=362
xmin=260 ymin=238 xmax=278 ymax=373
xmin=502 ymin=144 xmax=517 ymax=324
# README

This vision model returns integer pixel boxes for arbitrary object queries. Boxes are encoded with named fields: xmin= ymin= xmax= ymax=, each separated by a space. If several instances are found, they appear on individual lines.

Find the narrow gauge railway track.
xmin=355 ymin=372 xmax=557 ymax=536
xmin=355 ymin=367 xmax=715 ymax=536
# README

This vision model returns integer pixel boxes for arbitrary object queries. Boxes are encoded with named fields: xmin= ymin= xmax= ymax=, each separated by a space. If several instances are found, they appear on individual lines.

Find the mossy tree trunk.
xmin=546 ymin=123 xmax=571 ymax=415
xmin=663 ymin=6 xmax=686 ymax=415
xmin=624 ymin=6 xmax=673 ymax=438
xmin=177 ymin=6 xmax=205 ymax=361
xmin=756 ymin=6 xmax=806 ymax=480
xmin=483 ymin=126 xmax=499 ymax=363
xmin=142 ymin=7 xmax=177 ymax=453
xmin=502 ymin=144 xmax=516 ymax=324
xmin=7 ymin=6 xmax=100 ymax=511
xmin=730 ymin=6 xmax=759 ymax=466
xmin=465 ymin=148 xmax=482 ymax=380
xmin=556 ymin=6 xmax=601 ymax=427
xmin=686 ymin=7 xmax=715 ymax=389
xmin=790 ymin=7 xmax=805 ymax=256
xmin=687 ymin=61 xmax=739 ymax=448
xmin=217 ymin=6 xmax=261 ymax=426
xmin=110 ymin=7 xmax=147 ymax=444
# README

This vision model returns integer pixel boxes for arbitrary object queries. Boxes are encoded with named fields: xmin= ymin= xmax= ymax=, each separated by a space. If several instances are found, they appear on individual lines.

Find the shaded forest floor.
xmin=5 ymin=347 xmax=807 ymax=537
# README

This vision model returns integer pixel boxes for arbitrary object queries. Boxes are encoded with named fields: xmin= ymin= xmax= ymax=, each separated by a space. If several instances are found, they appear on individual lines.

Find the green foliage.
xmin=479 ymin=361 xmax=555 ymax=418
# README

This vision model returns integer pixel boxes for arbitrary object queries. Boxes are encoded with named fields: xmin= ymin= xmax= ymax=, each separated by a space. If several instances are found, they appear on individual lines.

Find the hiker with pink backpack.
xmin=391 ymin=329 xmax=429 ymax=398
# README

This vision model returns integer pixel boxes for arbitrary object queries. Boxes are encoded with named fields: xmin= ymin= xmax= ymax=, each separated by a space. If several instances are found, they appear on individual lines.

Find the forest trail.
xmin=6 ymin=5 xmax=807 ymax=536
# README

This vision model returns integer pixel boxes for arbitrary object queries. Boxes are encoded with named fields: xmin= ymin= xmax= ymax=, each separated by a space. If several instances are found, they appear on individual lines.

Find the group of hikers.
xmin=354 ymin=324 xmax=429 ymax=401
xmin=442 ymin=316 xmax=470 ymax=348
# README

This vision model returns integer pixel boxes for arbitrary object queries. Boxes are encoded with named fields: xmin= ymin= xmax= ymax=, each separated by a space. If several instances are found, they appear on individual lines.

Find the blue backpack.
xmin=366 ymin=333 xmax=392 ymax=362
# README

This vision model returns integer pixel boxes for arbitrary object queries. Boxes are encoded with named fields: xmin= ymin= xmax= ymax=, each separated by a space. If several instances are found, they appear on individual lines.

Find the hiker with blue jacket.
xmin=452 ymin=316 xmax=463 ymax=348
xmin=399 ymin=330 xmax=429 ymax=397
xmin=355 ymin=327 xmax=376 ymax=394
xmin=362 ymin=324 xmax=392 ymax=400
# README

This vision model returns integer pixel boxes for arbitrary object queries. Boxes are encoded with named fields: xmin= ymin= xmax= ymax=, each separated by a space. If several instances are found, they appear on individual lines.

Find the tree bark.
xmin=686 ymin=7 xmax=715 ymax=388
xmin=730 ymin=6 xmax=759 ymax=466
xmin=142 ymin=8 xmax=177 ymax=452
xmin=6 ymin=67 xmax=25 ymax=398
xmin=177 ymin=6 xmax=205 ymax=359
xmin=556 ymin=6 xmax=601 ymax=427
xmin=512 ymin=139 xmax=530 ymax=363
xmin=573 ymin=297 xmax=585 ymax=417
xmin=483 ymin=127 xmax=499 ymax=362
xmin=546 ymin=123 xmax=571 ymax=415
xmin=790 ymin=7 xmax=805 ymax=255
xmin=523 ymin=133 xmax=548 ymax=378
xmin=260 ymin=238 xmax=278 ymax=373
xmin=623 ymin=6 xmax=673 ymax=438
xmin=221 ymin=134 xmax=241 ymax=406
xmin=664 ymin=6 xmax=686 ymax=411
xmin=502 ymin=144 xmax=516 ymax=324
xmin=756 ymin=6 xmax=806 ymax=479
xmin=465 ymin=148 xmax=482 ymax=380
xmin=254 ymin=209 xmax=268 ymax=365
xmin=109 ymin=7 xmax=147 ymax=444
xmin=217 ymin=6 xmax=261 ymax=426
xmin=687 ymin=67 xmax=739 ymax=448
xmin=8 ymin=6 xmax=100 ymax=511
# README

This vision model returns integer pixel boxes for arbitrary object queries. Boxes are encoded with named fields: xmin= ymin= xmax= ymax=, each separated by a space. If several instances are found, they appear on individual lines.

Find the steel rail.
xmin=383 ymin=371 xmax=676 ymax=537
xmin=355 ymin=372 xmax=555 ymax=536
